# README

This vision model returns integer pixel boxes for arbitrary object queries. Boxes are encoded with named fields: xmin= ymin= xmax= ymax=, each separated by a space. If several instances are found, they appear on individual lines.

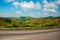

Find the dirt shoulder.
xmin=0 ymin=28 xmax=60 ymax=34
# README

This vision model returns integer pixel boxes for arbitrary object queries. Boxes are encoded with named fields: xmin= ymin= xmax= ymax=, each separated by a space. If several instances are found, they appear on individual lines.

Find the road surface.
xmin=0 ymin=29 xmax=60 ymax=40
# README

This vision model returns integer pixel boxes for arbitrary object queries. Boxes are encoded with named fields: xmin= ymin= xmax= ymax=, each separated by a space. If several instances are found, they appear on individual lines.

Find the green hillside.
xmin=0 ymin=16 xmax=60 ymax=30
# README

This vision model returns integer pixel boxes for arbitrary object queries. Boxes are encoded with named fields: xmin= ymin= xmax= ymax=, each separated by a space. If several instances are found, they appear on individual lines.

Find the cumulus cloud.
xmin=16 ymin=10 xmax=21 ymax=14
xmin=35 ymin=2 xmax=42 ymax=9
xmin=43 ymin=8 xmax=56 ymax=13
xmin=43 ymin=0 xmax=58 ymax=9
xmin=13 ymin=1 xmax=20 ymax=8
xmin=55 ymin=0 xmax=60 ymax=5
xmin=20 ymin=1 xmax=35 ymax=9
xmin=12 ymin=0 xmax=58 ymax=13
xmin=43 ymin=0 xmax=58 ymax=13
xmin=13 ymin=1 xmax=42 ymax=10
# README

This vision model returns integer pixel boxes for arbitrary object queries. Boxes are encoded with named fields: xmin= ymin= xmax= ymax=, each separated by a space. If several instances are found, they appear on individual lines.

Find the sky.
xmin=0 ymin=0 xmax=60 ymax=18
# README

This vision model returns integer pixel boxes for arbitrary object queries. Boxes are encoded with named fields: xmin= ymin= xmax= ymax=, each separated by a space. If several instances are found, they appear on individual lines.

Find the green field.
xmin=0 ymin=16 xmax=60 ymax=30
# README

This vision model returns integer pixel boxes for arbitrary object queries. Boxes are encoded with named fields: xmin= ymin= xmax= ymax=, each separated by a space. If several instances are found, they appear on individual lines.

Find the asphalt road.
xmin=0 ymin=30 xmax=60 ymax=40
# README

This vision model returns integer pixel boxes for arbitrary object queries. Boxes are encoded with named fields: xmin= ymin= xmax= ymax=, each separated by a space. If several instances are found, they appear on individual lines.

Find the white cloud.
xmin=4 ymin=0 xmax=15 ymax=2
xmin=43 ymin=0 xmax=48 ymax=4
xmin=44 ymin=3 xmax=58 ymax=9
xmin=13 ymin=1 xmax=42 ymax=10
xmin=55 ymin=0 xmax=60 ymax=5
xmin=0 ymin=13 xmax=10 ymax=17
xmin=43 ymin=8 xmax=56 ymax=13
xmin=16 ymin=10 xmax=21 ymax=14
xmin=49 ymin=9 xmax=56 ymax=13
xmin=35 ymin=2 xmax=42 ymax=9
xmin=43 ymin=0 xmax=58 ymax=13
xmin=20 ymin=1 xmax=35 ymax=9
xmin=43 ymin=0 xmax=58 ymax=9
xmin=20 ymin=1 xmax=42 ymax=9
xmin=13 ymin=1 xmax=20 ymax=8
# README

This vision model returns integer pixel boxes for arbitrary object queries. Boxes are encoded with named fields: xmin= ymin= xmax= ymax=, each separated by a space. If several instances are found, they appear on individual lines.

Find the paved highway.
xmin=0 ymin=29 xmax=60 ymax=40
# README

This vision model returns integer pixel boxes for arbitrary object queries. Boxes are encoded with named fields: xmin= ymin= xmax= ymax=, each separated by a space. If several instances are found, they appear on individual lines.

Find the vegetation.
xmin=0 ymin=16 xmax=60 ymax=30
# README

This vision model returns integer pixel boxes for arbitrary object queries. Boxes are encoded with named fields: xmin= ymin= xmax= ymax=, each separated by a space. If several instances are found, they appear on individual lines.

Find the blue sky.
xmin=0 ymin=0 xmax=60 ymax=18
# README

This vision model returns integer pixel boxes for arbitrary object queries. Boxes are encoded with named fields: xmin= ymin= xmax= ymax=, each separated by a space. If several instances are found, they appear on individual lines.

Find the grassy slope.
xmin=0 ymin=16 xmax=60 ymax=30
